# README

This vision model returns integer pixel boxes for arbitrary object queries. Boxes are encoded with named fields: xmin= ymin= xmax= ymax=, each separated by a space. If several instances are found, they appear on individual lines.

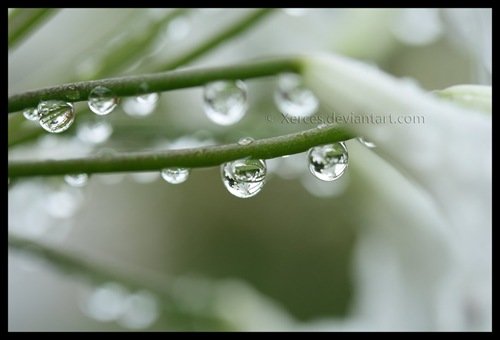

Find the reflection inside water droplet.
xmin=37 ymin=101 xmax=75 ymax=133
xmin=88 ymin=86 xmax=118 ymax=115
xmin=161 ymin=168 xmax=190 ymax=184
xmin=204 ymin=80 xmax=248 ymax=126
xmin=274 ymin=73 xmax=318 ymax=118
xmin=308 ymin=142 xmax=349 ymax=181
xmin=221 ymin=159 xmax=266 ymax=198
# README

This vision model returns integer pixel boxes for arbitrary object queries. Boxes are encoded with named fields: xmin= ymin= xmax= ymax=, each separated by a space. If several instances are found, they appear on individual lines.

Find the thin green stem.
xmin=9 ymin=125 xmax=354 ymax=178
xmin=153 ymin=9 xmax=274 ymax=71
xmin=8 ymin=56 xmax=302 ymax=114
xmin=8 ymin=8 xmax=59 ymax=49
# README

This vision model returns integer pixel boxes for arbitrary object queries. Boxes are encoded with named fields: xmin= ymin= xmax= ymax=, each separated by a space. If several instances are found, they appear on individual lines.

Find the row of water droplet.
xmin=62 ymin=138 xmax=378 ymax=198
xmin=23 ymin=85 xmax=160 ymax=134
xmin=22 ymin=72 xmax=321 ymax=134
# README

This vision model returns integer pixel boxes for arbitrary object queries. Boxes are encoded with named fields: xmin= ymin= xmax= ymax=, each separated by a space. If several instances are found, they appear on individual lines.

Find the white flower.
xmin=299 ymin=53 xmax=491 ymax=331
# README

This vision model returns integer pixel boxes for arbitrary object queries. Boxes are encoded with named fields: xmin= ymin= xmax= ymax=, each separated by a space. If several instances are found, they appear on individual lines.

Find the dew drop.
xmin=221 ymin=159 xmax=266 ymax=198
xmin=357 ymin=136 xmax=376 ymax=148
xmin=76 ymin=119 xmax=113 ymax=144
xmin=64 ymin=173 xmax=89 ymax=187
xmin=166 ymin=15 xmax=191 ymax=41
xmin=274 ymin=73 xmax=319 ymax=118
xmin=118 ymin=290 xmax=159 ymax=329
xmin=37 ymin=100 xmax=75 ymax=133
xmin=161 ymin=168 xmax=190 ymax=184
xmin=317 ymin=123 xmax=328 ymax=129
xmin=237 ymin=137 xmax=254 ymax=146
xmin=123 ymin=93 xmax=159 ymax=118
xmin=203 ymin=80 xmax=248 ymax=126
xmin=308 ymin=142 xmax=348 ymax=181
xmin=88 ymin=86 xmax=118 ymax=115
xmin=23 ymin=107 xmax=39 ymax=121
xmin=80 ymin=282 xmax=129 ymax=322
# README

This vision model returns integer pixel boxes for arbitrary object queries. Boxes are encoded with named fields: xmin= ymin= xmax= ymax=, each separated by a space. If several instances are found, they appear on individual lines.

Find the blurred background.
xmin=8 ymin=8 xmax=491 ymax=331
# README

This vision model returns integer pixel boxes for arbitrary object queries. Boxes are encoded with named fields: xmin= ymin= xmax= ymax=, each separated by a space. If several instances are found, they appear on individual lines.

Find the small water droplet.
xmin=166 ymin=15 xmax=191 ymax=41
xmin=23 ymin=107 xmax=39 ymax=121
xmin=274 ymin=73 xmax=319 ymax=118
xmin=317 ymin=123 xmax=328 ymax=129
xmin=221 ymin=159 xmax=266 ymax=198
xmin=80 ymin=282 xmax=129 ymax=322
xmin=64 ymin=173 xmax=89 ymax=187
xmin=308 ymin=142 xmax=348 ymax=181
xmin=357 ymin=136 xmax=376 ymax=148
xmin=88 ymin=86 xmax=118 ymax=115
xmin=161 ymin=168 xmax=190 ymax=184
xmin=123 ymin=93 xmax=159 ymax=118
xmin=37 ymin=101 xmax=75 ymax=133
xmin=238 ymin=137 xmax=254 ymax=146
xmin=66 ymin=85 xmax=80 ymax=100
xmin=203 ymin=80 xmax=248 ymax=126
xmin=117 ymin=290 xmax=159 ymax=329
xmin=77 ymin=119 xmax=113 ymax=144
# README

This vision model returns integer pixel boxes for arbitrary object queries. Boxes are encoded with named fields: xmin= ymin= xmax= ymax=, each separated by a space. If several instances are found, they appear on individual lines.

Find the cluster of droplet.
xmin=202 ymin=73 xmax=319 ymax=126
xmin=24 ymin=83 xmax=161 ymax=134
xmin=23 ymin=73 xmax=379 ymax=198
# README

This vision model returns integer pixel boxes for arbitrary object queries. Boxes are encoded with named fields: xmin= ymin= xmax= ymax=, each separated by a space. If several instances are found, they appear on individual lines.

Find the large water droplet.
xmin=203 ymin=80 xmax=248 ymax=126
xmin=77 ymin=119 xmax=113 ymax=144
xmin=161 ymin=168 xmax=190 ymax=184
xmin=23 ymin=107 xmax=38 ymax=121
xmin=37 ymin=101 xmax=75 ymax=133
xmin=64 ymin=173 xmax=89 ymax=187
xmin=237 ymin=137 xmax=254 ymax=146
xmin=123 ymin=93 xmax=159 ymax=118
xmin=221 ymin=159 xmax=266 ymax=198
xmin=308 ymin=142 xmax=348 ymax=181
xmin=357 ymin=136 xmax=376 ymax=148
xmin=88 ymin=86 xmax=118 ymax=115
xmin=274 ymin=73 xmax=319 ymax=118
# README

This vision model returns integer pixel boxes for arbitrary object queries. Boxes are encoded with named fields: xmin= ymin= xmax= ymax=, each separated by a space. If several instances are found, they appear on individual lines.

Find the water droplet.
xmin=37 ymin=101 xmax=75 ymax=133
xmin=77 ymin=120 xmax=113 ymax=144
xmin=357 ymin=136 xmax=376 ymax=148
xmin=203 ymin=80 xmax=248 ymax=126
xmin=23 ymin=107 xmax=38 ymax=121
xmin=166 ymin=15 xmax=191 ymax=41
xmin=237 ymin=137 xmax=254 ymax=146
xmin=66 ymin=85 xmax=80 ymax=100
xmin=317 ymin=123 xmax=328 ymax=129
xmin=161 ymin=168 xmax=190 ymax=184
xmin=308 ymin=142 xmax=348 ymax=181
xmin=117 ymin=290 xmax=159 ymax=329
xmin=221 ymin=159 xmax=266 ymax=198
xmin=274 ymin=73 xmax=319 ymax=118
xmin=64 ymin=173 xmax=89 ymax=187
xmin=80 ymin=282 xmax=129 ymax=322
xmin=123 ymin=93 xmax=159 ymax=118
xmin=88 ymin=86 xmax=118 ymax=115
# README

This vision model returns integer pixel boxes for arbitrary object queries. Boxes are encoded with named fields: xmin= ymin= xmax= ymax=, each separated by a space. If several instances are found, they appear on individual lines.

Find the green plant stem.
xmin=153 ymin=9 xmax=274 ymax=71
xmin=9 ymin=57 xmax=302 ymax=114
xmin=9 ymin=125 xmax=354 ymax=178
xmin=8 ymin=8 xmax=59 ymax=49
